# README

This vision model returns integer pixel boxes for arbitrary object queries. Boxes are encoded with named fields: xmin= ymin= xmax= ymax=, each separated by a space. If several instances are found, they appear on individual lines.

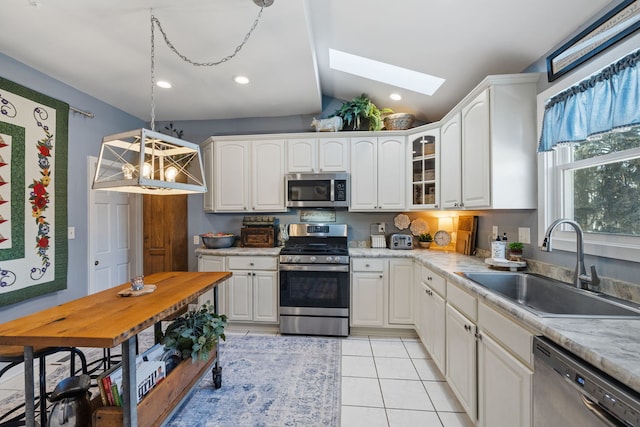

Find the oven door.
xmin=279 ymin=264 xmax=349 ymax=315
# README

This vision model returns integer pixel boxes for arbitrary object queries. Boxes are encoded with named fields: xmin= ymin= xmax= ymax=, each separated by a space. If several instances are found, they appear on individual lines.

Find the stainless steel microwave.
xmin=285 ymin=173 xmax=349 ymax=208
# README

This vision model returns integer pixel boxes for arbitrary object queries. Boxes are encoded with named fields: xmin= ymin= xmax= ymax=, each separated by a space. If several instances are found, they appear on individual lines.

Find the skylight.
xmin=329 ymin=49 xmax=445 ymax=96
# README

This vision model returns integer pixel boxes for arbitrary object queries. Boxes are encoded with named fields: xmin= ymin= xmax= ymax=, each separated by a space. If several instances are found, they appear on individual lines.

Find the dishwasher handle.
xmin=580 ymin=394 xmax=624 ymax=427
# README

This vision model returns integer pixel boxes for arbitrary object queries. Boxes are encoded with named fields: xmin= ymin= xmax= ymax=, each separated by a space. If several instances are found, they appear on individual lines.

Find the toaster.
xmin=390 ymin=234 xmax=413 ymax=250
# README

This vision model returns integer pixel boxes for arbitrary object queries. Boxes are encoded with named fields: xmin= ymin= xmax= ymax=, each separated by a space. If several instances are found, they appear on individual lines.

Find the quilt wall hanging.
xmin=0 ymin=76 xmax=68 ymax=307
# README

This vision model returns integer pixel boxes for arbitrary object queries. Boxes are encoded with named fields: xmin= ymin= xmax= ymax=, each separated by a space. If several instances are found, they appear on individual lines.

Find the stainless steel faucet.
xmin=540 ymin=219 xmax=600 ymax=289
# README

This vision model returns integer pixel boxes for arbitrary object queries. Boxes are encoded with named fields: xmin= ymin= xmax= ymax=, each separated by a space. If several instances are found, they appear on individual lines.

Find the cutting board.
xmin=456 ymin=216 xmax=478 ymax=255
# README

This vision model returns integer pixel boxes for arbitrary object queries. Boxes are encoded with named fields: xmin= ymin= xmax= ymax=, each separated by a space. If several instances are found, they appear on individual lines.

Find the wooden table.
xmin=0 ymin=271 xmax=231 ymax=427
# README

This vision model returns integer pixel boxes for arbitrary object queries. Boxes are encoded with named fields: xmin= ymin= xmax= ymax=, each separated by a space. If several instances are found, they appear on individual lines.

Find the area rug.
xmin=165 ymin=334 xmax=342 ymax=427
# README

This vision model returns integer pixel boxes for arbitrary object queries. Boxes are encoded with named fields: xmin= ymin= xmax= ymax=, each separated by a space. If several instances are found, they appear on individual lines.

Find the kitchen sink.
xmin=456 ymin=271 xmax=640 ymax=318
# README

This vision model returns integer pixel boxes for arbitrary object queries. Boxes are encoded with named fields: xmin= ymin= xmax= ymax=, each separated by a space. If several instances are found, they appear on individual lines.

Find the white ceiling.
xmin=0 ymin=0 xmax=613 ymax=123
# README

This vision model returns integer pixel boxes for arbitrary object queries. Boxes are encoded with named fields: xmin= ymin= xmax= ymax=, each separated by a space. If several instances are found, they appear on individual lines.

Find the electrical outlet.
xmin=492 ymin=226 xmax=498 ymax=240
xmin=518 ymin=227 xmax=531 ymax=244
xmin=193 ymin=235 xmax=200 ymax=245
xmin=378 ymin=223 xmax=386 ymax=233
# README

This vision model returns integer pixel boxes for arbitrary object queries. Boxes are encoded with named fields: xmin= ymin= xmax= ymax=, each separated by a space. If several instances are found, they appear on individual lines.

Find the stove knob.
xmin=326 ymin=256 xmax=333 ymax=262
xmin=293 ymin=256 xmax=301 ymax=263
xmin=310 ymin=256 xmax=317 ymax=262
xmin=286 ymin=256 xmax=293 ymax=262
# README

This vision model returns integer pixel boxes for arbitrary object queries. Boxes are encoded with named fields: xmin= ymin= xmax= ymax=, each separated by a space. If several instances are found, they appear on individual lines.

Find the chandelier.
xmin=92 ymin=0 xmax=274 ymax=195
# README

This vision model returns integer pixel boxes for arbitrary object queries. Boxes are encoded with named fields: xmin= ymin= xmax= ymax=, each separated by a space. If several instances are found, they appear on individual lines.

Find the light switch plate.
xmin=193 ymin=235 xmax=200 ymax=245
xmin=68 ymin=226 xmax=75 ymax=240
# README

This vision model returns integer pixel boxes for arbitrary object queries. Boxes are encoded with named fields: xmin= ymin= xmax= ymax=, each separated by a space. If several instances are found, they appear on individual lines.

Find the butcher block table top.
xmin=0 ymin=271 xmax=232 ymax=348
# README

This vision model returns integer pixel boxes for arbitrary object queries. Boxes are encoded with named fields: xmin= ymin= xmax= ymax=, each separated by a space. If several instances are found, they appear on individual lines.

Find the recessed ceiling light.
xmin=390 ymin=93 xmax=402 ymax=101
xmin=329 ymin=49 xmax=445 ymax=96
xmin=156 ymin=81 xmax=172 ymax=89
xmin=234 ymin=75 xmax=250 ymax=85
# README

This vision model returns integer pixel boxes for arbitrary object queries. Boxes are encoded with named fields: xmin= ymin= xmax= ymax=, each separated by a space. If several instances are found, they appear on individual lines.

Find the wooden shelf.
xmin=92 ymin=350 xmax=217 ymax=427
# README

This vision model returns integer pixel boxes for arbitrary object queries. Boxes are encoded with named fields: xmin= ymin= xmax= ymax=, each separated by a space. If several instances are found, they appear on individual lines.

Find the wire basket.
xmin=383 ymin=113 xmax=415 ymax=130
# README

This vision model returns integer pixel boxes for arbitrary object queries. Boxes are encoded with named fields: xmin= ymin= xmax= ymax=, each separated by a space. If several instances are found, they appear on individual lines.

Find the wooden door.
xmin=143 ymin=194 xmax=188 ymax=275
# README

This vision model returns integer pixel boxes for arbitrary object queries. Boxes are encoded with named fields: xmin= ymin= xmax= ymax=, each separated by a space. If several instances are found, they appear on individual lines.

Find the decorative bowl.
xmin=200 ymin=234 xmax=236 ymax=249
xmin=383 ymin=113 xmax=415 ymax=130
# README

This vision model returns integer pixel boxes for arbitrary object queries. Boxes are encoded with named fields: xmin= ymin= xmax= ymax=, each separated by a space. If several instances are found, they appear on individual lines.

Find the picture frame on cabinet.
xmin=546 ymin=0 xmax=640 ymax=81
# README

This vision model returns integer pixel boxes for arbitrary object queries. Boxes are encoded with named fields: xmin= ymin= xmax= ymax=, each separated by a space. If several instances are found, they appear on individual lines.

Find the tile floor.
xmin=0 ymin=329 xmax=475 ymax=427
xmin=340 ymin=335 xmax=474 ymax=427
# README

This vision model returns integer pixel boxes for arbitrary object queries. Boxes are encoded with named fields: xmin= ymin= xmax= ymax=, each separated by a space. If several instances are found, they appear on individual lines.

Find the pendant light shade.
xmin=92 ymin=128 xmax=206 ymax=195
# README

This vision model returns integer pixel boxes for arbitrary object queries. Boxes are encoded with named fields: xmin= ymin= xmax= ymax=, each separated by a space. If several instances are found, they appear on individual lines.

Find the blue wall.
xmin=0 ymin=52 xmax=144 ymax=323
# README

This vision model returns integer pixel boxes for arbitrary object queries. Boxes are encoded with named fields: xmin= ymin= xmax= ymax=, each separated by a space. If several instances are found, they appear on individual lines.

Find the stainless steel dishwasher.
xmin=533 ymin=336 xmax=640 ymax=426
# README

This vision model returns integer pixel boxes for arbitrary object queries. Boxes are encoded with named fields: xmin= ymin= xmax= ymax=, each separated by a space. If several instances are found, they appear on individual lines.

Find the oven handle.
xmin=279 ymin=264 xmax=349 ymax=272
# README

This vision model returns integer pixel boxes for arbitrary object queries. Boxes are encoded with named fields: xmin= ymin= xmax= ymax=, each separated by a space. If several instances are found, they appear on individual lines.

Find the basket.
xmin=383 ymin=113 xmax=415 ymax=130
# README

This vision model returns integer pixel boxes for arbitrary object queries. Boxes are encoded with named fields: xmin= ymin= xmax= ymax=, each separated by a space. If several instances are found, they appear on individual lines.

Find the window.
xmin=558 ymin=127 xmax=640 ymax=236
xmin=538 ymin=46 xmax=640 ymax=262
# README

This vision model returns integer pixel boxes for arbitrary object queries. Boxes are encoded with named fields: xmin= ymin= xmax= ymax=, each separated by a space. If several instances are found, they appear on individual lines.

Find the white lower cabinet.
xmin=478 ymin=301 xmax=533 ymax=427
xmin=445 ymin=302 xmax=477 ymax=420
xmin=197 ymin=255 xmax=226 ymax=313
xmin=388 ymin=259 xmax=414 ymax=325
xmin=351 ymin=258 xmax=413 ymax=327
xmin=478 ymin=333 xmax=532 ymax=427
xmin=203 ymin=255 xmax=278 ymax=323
xmin=415 ymin=264 xmax=446 ymax=373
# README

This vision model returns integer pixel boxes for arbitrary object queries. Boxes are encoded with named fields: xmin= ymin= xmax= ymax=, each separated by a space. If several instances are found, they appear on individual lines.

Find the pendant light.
xmin=92 ymin=0 xmax=274 ymax=195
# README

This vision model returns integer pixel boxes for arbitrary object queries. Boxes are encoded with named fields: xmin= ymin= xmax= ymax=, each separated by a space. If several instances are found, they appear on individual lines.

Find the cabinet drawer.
xmin=351 ymin=258 xmax=385 ymax=272
xmin=227 ymin=256 xmax=277 ymax=271
xmin=446 ymin=281 xmax=477 ymax=321
xmin=478 ymin=302 xmax=534 ymax=367
xmin=421 ymin=266 xmax=446 ymax=297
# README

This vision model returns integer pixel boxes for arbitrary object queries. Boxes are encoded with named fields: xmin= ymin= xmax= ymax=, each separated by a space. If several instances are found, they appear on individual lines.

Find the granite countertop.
xmin=350 ymin=247 xmax=640 ymax=394
xmin=195 ymin=246 xmax=282 ymax=256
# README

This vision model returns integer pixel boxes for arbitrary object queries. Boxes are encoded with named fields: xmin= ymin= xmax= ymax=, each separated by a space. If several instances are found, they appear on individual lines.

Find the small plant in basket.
xmin=508 ymin=241 xmax=524 ymax=260
xmin=160 ymin=302 xmax=227 ymax=362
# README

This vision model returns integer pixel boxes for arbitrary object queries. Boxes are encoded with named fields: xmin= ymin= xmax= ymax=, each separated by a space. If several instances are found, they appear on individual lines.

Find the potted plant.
xmin=508 ymin=241 xmax=524 ymax=260
xmin=160 ymin=302 xmax=227 ymax=362
xmin=418 ymin=233 xmax=433 ymax=249
xmin=331 ymin=93 xmax=393 ymax=131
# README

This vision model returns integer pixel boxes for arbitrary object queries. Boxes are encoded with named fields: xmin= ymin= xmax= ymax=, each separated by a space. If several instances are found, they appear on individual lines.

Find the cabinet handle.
xmin=427 ymin=276 xmax=432 ymax=281
xmin=365 ymin=264 xmax=370 ymax=268
xmin=250 ymin=262 xmax=254 ymax=266
xmin=464 ymin=324 xmax=471 ymax=332
xmin=379 ymin=275 xmax=383 ymax=279
xmin=460 ymin=202 xmax=464 ymax=207
xmin=475 ymin=332 xmax=482 ymax=340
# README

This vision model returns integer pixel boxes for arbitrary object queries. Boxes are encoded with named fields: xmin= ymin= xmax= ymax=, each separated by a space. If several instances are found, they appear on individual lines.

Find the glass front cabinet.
xmin=408 ymin=127 xmax=440 ymax=209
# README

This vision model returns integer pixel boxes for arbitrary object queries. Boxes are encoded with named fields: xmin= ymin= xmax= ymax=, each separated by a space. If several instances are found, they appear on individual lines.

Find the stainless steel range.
xmin=279 ymin=223 xmax=349 ymax=336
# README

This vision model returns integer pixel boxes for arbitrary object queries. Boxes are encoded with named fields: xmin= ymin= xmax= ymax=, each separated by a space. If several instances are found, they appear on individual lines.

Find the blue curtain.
xmin=539 ymin=48 xmax=640 ymax=152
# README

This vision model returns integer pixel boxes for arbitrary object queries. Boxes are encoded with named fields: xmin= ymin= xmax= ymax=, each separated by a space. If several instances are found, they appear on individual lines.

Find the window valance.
xmin=538 ymin=48 xmax=640 ymax=152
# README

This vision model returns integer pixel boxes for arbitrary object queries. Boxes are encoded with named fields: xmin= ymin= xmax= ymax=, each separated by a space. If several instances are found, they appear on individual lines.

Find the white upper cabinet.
xmin=440 ymin=74 xmax=539 ymax=209
xmin=202 ymin=139 xmax=215 ymax=212
xmin=210 ymin=138 xmax=286 ymax=212
xmin=407 ymin=127 xmax=440 ymax=209
xmin=350 ymin=136 xmax=405 ymax=211
xmin=286 ymin=137 xmax=349 ymax=173
xmin=440 ymin=113 xmax=462 ymax=208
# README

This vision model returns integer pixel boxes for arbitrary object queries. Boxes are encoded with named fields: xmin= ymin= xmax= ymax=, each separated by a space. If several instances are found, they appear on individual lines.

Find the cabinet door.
xmin=287 ymin=139 xmax=316 ymax=173
xmin=197 ymin=255 xmax=226 ymax=312
xmin=461 ymin=89 xmax=491 ymax=208
xmin=318 ymin=137 xmax=349 ymax=172
xmin=350 ymin=137 xmax=378 ymax=210
xmin=227 ymin=271 xmax=252 ymax=321
xmin=425 ymin=284 xmax=446 ymax=373
xmin=214 ymin=141 xmax=250 ymax=211
xmin=252 ymin=140 xmax=286 ymax=212
xmin=253 ymin=271 xmax=278 ymax=323
xmin=446 ymin=303 xmax=477 ymax=420
xmin=377 ymin=137 xmax=405 ymax=210
xmin=351 ymin=272 xmax=384 ymax=326
xmin=409 ymin=129 xmax=439 ymax=209
xmin=478 ymin=333 xmax=532 ymax=427
xmin=202 ymin=140 xmax=215 ymax=212
xmin=440 ymin=113 xmax=462 ymax=208
xmin=388 ymin=259 xmax=413 ymax=324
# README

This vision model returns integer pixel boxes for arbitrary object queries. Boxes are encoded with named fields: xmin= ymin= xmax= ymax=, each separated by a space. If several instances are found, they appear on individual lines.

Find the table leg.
xmin=24 ymin=346 xmax=35 ymax=427
xmin=122 ymin=337 xmax=137 ymax=427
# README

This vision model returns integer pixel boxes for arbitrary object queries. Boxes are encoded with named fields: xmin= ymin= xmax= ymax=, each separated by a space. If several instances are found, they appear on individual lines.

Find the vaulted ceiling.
xmin=0 ymin=0 xmax=613 ymax=123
